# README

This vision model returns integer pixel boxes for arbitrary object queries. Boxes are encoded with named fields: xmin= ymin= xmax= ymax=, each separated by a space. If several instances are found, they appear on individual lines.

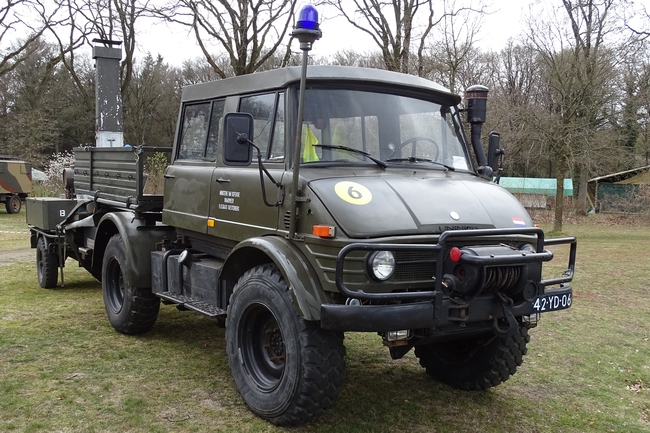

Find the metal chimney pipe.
xmin=92 ymin=39 xmax=124 ymax=147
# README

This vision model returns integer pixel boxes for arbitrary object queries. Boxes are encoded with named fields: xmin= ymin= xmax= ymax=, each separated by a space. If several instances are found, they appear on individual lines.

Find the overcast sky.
xmin=138 ymin=0 xmax=540 ymax=66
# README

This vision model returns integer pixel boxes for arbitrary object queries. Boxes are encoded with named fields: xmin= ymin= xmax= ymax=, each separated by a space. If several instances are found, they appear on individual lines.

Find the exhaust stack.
xmin=465 ymin=85 xmax=493 ymax=179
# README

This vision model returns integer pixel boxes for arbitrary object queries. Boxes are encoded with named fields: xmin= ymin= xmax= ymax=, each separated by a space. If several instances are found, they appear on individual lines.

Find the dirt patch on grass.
xmin=0 ymin=247 xmax=33 ymax=266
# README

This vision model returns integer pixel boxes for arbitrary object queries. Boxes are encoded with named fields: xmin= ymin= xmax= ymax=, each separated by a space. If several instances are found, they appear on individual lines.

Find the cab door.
xmin=207 ymin=92 xmax=286 ymax=241
xmin=163 ymin=100 xmax=225 ymax=234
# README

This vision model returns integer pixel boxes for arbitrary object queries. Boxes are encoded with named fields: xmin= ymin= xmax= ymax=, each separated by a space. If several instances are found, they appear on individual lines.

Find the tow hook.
xmin=492 ymin=293 xmax=518 ymax=338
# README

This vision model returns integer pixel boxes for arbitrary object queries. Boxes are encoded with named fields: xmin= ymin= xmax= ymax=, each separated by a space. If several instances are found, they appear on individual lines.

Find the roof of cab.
xmin=181 ymin=65 xmax=460 ymax=104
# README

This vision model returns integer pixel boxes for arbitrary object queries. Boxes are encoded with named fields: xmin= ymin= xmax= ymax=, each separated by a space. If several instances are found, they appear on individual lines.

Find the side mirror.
xmin=223 ymin=112 xmax=254 ymax=166
xmin=487 ymin=131 xmax=503 ymax=173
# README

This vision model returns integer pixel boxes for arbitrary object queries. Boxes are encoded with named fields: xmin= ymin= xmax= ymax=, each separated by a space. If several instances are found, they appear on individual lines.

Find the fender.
xmin=221 ymin=236 xmax=329 ymax=321
xmin=94 ymin=212 xmax=176 ymax=288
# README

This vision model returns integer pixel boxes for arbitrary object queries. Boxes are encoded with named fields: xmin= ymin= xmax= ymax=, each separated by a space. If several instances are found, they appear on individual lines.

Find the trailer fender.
xmin=220 ymin=236 xmax=329 ymax=321
xmin=93 ymin=212 xmax=176 ymax=288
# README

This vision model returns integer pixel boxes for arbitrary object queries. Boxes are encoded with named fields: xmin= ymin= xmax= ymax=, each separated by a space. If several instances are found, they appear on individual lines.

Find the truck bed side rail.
xmin=73 ymin=146 xmax=170 ymax=212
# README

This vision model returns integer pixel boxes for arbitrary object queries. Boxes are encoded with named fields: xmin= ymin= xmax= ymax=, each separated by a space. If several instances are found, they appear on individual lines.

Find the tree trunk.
xmin=554 ymin=172 xmax=564 ymax=233
xmin=577 ymin=163 xmax=589 ymax=215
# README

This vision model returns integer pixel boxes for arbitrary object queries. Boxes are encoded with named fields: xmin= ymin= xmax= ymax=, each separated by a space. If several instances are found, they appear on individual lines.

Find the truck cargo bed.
xmin=72 ymin=146 xmax=169 ymax=212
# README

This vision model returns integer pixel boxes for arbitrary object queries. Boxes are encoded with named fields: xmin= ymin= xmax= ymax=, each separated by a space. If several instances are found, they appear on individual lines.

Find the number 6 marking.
xmin=334 ymin=181 xmax=372 ymax=205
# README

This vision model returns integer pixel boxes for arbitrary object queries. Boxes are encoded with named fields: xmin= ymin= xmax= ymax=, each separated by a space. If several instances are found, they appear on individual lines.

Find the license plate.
xmin=531 ymin=289 xmax=572 ymax=314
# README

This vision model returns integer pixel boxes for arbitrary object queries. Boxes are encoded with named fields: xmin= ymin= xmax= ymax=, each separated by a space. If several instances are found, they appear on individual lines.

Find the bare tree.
xmin=52 ymin=0 xmax=153 ymax=97
xmin=330 ymin=49 xmax=385 ymax=69
xmin=624 ymin=0 xmax=649 ymax=40
xmin=621 ymin=41 xmax=650 ymax=167
xmin=327 ymin=0 xmax=484 ymax=75
xmin=422 ymin=0 xmax=483 ymax=92
xmin=158 ymin=0 xmax=297 ymax=77
xmin=123 ymin=53 xmax=180 ymax=146
xmin=0 ymin=0 xmax=77 ymax=77
xmin=485 ymin=42 xmax=553 ymax=179
xmin=528 ymin=0 xmax=621 ymax=230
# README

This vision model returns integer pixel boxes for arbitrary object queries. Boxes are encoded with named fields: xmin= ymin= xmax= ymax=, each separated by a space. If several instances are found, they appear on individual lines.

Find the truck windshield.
xmin=299 ymin=88 xmax=471 ymax=170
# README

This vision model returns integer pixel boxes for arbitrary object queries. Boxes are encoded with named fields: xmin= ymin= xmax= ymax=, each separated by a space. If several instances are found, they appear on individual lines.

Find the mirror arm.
xmin=250 ymin=144 xmax=284 ymax=207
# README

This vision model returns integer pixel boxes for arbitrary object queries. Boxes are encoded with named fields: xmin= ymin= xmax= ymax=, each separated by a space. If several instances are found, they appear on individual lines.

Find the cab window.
xmin=206 ymin=100 xmax=226 ymax=161
xmin=239 ymin=92 xmax=284 ymax=161
xmin=177 ymin=100 xmax=225 ymax=161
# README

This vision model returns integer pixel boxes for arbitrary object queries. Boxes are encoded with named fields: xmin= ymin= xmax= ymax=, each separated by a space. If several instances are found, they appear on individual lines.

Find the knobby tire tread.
xmin=37 ymin=236 xmax=58 ymax=289
xmin=415 ymin=326 xmax=529 ymax=391
xmin=227 ymin=264 xmax=345 ymax=426
xmin=103 ymin=234 xmax=159 ymax=334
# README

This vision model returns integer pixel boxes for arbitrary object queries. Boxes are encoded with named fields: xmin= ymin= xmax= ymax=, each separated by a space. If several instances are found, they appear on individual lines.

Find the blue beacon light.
xmin=291 ymin=4 xmax=321 ymax=50
xmin=296 ymin=5 xmax=319 ymax=31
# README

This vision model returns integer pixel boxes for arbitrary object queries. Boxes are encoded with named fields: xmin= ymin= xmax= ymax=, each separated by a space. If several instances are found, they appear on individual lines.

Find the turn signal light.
xmin=312 ymin=225 xmax=335 ymax=238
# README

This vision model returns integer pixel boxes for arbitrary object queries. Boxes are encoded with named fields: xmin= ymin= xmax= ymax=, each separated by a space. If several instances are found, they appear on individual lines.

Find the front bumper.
xmin=320 ymin=228 xmax=576 ymax=333
xmin=320 ymin=285 xmax=573 ymax=332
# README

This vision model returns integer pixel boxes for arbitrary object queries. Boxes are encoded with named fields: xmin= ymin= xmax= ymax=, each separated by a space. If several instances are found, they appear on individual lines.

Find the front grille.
xmin=394 ymin=250 xmax=437 ymax=281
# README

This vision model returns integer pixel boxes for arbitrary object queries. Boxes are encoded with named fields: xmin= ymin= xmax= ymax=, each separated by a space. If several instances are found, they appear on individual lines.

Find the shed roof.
xmin=588 ymin=165 xmax=650 ymax=184
xmin=499 ymin=177 xmax=573 ymax=196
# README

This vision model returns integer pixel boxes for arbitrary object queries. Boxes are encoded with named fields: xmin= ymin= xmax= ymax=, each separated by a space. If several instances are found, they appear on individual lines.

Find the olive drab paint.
xmin=24 ymin=30 xmax=578 ymax=426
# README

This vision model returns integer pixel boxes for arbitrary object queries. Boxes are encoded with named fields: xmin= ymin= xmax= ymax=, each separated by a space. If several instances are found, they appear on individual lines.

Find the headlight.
xmin=369 ymin=250 xmax=395 ymax=281
xmin=519 ymin=243 xmax=537 ymax=254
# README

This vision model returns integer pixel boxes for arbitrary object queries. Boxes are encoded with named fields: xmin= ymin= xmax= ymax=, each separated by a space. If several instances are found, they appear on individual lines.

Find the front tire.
xmin=102 ymin=234 xmax=160 ymax=334
xmin=6 ymin=195 xmax=21 ymax=214
xmin=226 ymin=264 xmax=345 ymax=426
xmin=415 ymin=326 xmax=529 ymax=390
xmin=36 ymin=236 xmax=58 ymax=288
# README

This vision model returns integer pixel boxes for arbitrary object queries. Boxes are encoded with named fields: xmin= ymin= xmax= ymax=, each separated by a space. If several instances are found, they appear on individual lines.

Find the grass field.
xmin=1 ymin=208 xmax=650 ymax=432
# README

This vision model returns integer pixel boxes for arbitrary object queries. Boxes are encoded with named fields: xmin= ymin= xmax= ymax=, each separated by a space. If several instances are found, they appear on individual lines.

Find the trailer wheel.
xmin=226 ymin=263 xmax=345 ymax=426
xmin=36 ymin=236 xmax=58 ymax=288
xmin=102 ymin=234 xmax=160 ymax=334
xmin=5 ymin=195 xmax=21 ymax=214
xmin=415 ymin=326 xmax=529 ymax=390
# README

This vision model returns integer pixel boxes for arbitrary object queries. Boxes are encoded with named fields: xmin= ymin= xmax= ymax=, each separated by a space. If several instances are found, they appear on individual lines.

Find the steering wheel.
xmin=388 ymin=136 xmax=440 ymax=161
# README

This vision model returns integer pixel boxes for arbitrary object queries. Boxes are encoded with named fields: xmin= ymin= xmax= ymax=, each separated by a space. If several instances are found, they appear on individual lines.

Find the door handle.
xmin=163 ymin=174 xmax=175 ymax=179
xmin=216 ymin=178 xmax=230 ymax=183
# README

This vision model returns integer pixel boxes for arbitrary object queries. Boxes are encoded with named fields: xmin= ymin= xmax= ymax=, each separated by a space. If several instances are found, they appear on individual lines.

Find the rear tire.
xmin=226 ymin=263 xmax=345 ymax=426
xmin=36 ymin=236 xmax=58 ymax=288
xmin=415 ymin=326 xmax=529 ymax=390
xmin=6 ymin=195 xmax=21 ymax=214
xmin=102 ymin=234 xmax=160 ymax=334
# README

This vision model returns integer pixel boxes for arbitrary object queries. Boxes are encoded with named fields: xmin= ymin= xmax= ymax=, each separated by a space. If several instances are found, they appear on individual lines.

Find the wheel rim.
xmin=238 ymin=303 xmax=285 ymax=391
xmin=10 ymin=197 xmax=20 ymax=213
xmin=105 ymin=256 xmax=125 ymax=313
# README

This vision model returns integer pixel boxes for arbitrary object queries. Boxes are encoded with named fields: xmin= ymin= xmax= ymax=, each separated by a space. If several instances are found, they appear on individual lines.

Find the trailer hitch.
xmin=492 ymin=293 xmax=518 ymax=338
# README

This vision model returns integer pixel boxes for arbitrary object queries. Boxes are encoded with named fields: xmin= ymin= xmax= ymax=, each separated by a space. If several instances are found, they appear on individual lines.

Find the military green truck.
xmin=26 ymin=14 xmax=576 ymax=426
xmin=1 ymin=156 xmax=32 ymax=214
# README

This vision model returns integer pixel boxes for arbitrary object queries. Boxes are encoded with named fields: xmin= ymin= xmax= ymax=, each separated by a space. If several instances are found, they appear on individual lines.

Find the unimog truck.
xmin=26 ymin=7 xmax=576 ymax=426
xmin=1 ymin=156 xmax=32 ymax=214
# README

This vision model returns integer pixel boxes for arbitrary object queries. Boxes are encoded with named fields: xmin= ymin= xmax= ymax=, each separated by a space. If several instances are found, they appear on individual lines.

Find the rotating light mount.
xmin=288 ymin=4 xmax=322 ymax=240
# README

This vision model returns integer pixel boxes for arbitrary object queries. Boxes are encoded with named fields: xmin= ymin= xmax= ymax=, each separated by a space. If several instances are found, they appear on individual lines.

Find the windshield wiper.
xmin=386 ymin=157 xmax=455 ymax=171
xmin=313 ymin=144 xmax=387 ymax=169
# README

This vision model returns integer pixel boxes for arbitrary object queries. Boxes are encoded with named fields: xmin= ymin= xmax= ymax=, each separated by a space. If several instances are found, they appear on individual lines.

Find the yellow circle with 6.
xmin=334 ymin=181 xmax=372 ymax=205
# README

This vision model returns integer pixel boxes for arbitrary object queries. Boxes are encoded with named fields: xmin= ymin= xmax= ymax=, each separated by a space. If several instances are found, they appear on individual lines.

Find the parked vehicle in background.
xmin=0 ymin=156 xmax=32 ymax=214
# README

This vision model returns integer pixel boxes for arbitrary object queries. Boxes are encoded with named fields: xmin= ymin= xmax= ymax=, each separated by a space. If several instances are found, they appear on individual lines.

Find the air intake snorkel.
xmin=465 ymin=85 xmax=493 ymax=179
